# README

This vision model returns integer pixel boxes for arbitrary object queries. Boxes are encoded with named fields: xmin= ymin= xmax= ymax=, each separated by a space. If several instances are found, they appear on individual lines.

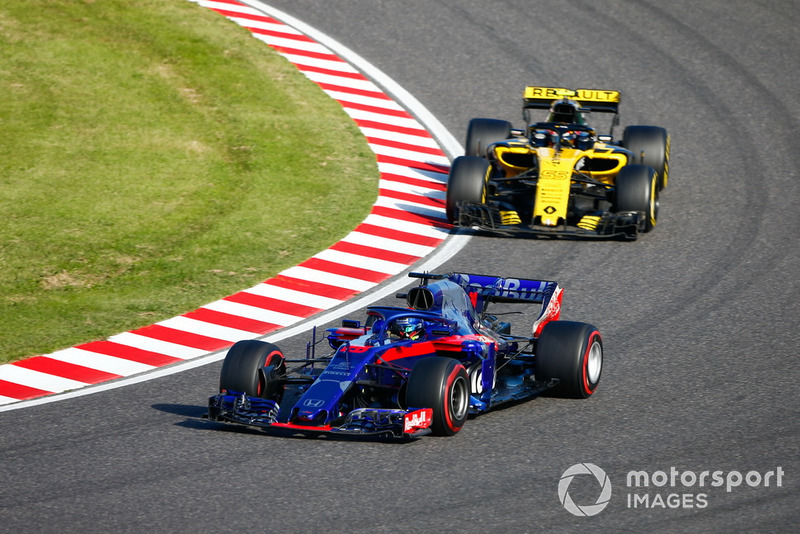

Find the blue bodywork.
xmin=207 ymin=272 xmax=564 ymax=439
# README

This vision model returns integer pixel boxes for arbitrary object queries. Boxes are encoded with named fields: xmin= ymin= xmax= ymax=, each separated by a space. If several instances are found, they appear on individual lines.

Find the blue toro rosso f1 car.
xmin=207 ymin=272 xmax=603 ymax=439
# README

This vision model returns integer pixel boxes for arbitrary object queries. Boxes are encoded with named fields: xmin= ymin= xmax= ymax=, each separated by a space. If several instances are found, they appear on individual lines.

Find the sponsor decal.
xmin=540 ymin=169 xmax=571 ymax=179
xmin=403 ymin=408 xmax=433 ymax=432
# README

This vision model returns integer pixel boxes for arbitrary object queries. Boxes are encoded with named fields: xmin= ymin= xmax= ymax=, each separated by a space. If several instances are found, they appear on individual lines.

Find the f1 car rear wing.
xmin=409 ymin=271 xmax=558 ymax=304
xmin=407 ymin=272 xmax=564 ymax=336
xmin=448 ymin=273 xmax=563 ymax=337
xmin=451 ymin=272 xmax=558 ymax=304
xmin=522 ymin=86 xmax=621 ymax=114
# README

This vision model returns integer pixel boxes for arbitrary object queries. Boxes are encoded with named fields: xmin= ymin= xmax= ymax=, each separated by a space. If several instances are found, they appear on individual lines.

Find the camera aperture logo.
xmin=558 ymin=463 xmax=612 ymax=516
xmin=558 ymin=463 xmax=785 ymax=515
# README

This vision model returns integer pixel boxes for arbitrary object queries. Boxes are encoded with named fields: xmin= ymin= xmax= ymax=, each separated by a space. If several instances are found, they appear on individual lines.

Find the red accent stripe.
xmin=0 ymin=380 xmax=52 ymax=400
xmin=331 ymin=240 xmax=420 ymax=265
xmin=298 ymin=257 xmax=389 ymax=283
xmin=75 ymin=341 xmax=183 ymax=367
xmin=12 ymin=357 xmax=121 ymax=384
xmin=367 ymin=136 xmax=446 ymax=157
xmin=352 ymin=223 xmax=444 ymax=247
xmin=265 ymin=275 xmax=357 ymax=300
xmin=379 ymin=188 xmax=445 ymax=208
xmin=183 ymin=308 xmax=279 ymax=335
xmin=380 ymin=172 xmax=447 ymax=190
xmin=370 ymin=205 xmax=450 ymax=227
xmin=131 ymin=325 xmax=230 ymax=351
xmin=380 ymin=341 xmax=438 ymax=361
xmin=271 ymin=422 xmax=335 ymax=432
xmin=224 ymin=291 xmax=323 ymax=318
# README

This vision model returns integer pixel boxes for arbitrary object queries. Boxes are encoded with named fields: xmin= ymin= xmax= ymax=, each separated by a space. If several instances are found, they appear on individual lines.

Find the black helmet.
xmin=547 ymin=98 xmax=585 ymax=125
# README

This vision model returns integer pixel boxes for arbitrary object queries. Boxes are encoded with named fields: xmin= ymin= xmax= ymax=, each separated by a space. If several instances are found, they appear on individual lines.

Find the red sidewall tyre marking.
xmin=581 ymin=331 xmax=602 ymax=396
xmin=443 ymin=363 xmax=467 ymax=433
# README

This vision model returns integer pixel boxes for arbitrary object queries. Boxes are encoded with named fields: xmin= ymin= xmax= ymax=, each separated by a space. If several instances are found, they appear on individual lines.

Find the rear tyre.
xmin=446 ymin=156 xmax=490 ymax=223
xmin=613 ymin=164 xmax=658 ymax=232
xmin=406 ymin=357 xmax=469 ymax=436
xmin=219 ymin=340 xmax=286 ymax=401
xmin=465 ymin=118 xmax=512 ymax=157
xmin=536 ymin=321 xmax=603 ymax=399
xmin=622 ymin=125 xmax=670 ymax=190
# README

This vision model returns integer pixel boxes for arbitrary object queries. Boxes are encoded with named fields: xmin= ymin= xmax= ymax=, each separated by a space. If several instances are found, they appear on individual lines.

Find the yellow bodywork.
xmin=491 ymin=142 xmax=628 ymax=227
xmin=494 ymin=142 xmax=537 ymax=176
xmin=533 ymin=147 xmax=582 ymax=226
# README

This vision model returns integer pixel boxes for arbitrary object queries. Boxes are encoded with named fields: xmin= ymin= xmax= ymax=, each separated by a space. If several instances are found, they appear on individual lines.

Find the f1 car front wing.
xmin=207 ymin=392 xmax=433 ymax=439
xmin=456 ymin=202 xmax=645 ymax=240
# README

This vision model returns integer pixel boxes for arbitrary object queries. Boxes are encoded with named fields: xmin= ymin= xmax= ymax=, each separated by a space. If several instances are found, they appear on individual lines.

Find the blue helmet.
xmin=389 ymin=317 xmax=425 ymax=340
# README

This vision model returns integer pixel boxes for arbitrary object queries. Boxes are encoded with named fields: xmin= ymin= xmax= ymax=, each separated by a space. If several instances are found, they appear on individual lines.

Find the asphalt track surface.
xmin=2 ymin=1 xmax=798 ymax=532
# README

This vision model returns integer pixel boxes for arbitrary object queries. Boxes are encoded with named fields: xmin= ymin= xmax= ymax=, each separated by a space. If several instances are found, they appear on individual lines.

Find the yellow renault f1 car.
xmin=446 ymin=86 xmax=670 ymax=240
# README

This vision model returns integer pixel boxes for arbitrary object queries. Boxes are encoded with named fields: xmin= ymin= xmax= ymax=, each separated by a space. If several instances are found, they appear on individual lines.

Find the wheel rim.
xmin=450 ymin=375 xmax=469 ymax=420
xmin=586 ymin=340 xmax=602 ymax=385
xmin=649 ymin=175 xmax=659 ymax=227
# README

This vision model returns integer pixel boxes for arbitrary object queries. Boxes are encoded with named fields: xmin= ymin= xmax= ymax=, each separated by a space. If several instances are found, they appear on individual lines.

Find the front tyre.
xmin=465 ymin=118 xmax=512 ymax=157
xmin=406 ymin=357 xmax=470 ymax=436
xmin=536 ymin=321 xmax=603 ymax=399
xmin=613 ymin=164 xmax=658 ymax=232
xmin=219 ymin=340 xmax=286 ymax=401
xmin=622 ymin=125 xmax=670 ymax=191
xmin=445 ymin=156 xmax=490 ymax=223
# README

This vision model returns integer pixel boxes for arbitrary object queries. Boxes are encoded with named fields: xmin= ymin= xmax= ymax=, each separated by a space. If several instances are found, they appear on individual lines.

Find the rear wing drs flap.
xmin=447 ymin=272 xmax=559 ymax=305
xmin=523 ymin=85 xmax=621 ymax=114
xmin=409 ymin=271 xmax=558 ymax=304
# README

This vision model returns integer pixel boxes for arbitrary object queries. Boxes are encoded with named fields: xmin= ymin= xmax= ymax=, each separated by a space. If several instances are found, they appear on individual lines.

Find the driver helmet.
xmin=532 ymin=128 xmax=558 ymax=147
xmin=389 ymin=317 xmax=424 ymax=341
xmin=561 ymin=130 xmax=577 ymax=148
xmin=547 ymin=98 xmax=586 ymax=125
xmin=574 ymin=130 xmax=595 ymax=150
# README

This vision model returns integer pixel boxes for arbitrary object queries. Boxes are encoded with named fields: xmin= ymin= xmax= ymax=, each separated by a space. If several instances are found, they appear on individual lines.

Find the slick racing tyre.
xmin=445 ymin=155 xmax=490 ymax=223
xmin=219 ymin=340 xmax=286 ymax=402
xmin=622 ymin=125 xmax=670 ymax=190
xmin=613 ymin=164 xmax=659 ymax=232
xmin=465 ymin=118 xmax=512 ymax=157
xmin=406 ymin=357 xmax=469 ymax=436
xmin=535 ymin=321 xmax=603 ymax=399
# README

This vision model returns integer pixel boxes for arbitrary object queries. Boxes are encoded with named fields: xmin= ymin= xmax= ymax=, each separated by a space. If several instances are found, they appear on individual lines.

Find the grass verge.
xmin=0 ymin=0 xmax=378 ymax=363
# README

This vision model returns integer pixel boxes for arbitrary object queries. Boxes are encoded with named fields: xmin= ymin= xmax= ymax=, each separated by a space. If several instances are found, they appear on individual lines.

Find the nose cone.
xmin=293 ymin=408 xmax=329 ymax=426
